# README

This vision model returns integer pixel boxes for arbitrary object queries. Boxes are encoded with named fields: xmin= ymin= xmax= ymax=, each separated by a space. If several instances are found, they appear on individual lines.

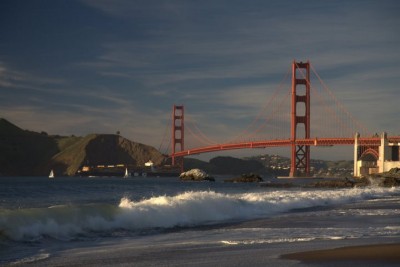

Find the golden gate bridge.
xmin=159 ymin=61 xmax=400 ymax=177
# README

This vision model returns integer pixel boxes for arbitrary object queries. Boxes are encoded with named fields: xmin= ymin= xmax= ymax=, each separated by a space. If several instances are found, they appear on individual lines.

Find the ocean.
xmin=0 ymin=176 xmax=399 ymax=266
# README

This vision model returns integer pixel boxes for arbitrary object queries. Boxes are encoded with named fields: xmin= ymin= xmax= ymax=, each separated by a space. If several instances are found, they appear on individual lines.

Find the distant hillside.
xmin=49 ymin=134 xmax=165 ymax=176
xmin=184 ymin=156 xmax=266 ymax=175
xmin=0 ymin=119 xmax=165 ymax=176
xmin=0 ymin=118 xmax=59 ymax=176
xmin=0 ymin=118 xmax=354 ymax=177
xmin=245 ymin=154 xmax=353 ymax=177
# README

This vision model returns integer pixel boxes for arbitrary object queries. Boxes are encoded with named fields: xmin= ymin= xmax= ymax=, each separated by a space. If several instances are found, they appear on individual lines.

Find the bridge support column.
xmin=379 ymin=132 xmax=388 ymax=173
xmin=290 ymin=60 xmax=311 ymax=177
xmin=172 ymin=105 xmax=184 ymax=172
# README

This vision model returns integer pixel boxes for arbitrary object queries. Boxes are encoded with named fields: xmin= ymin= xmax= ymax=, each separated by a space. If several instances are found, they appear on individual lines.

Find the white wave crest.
xmin=220 ymin=237 xmax=316 ymax=245
xmin=116 ymin=187 xmax=398 ymax=229
xmin=0 ymin=187 xmax=398 ymax=241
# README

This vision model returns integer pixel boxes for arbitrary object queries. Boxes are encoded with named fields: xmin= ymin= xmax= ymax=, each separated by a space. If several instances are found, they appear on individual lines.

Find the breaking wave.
xmin=0 ymin=187 xmax=398 ymax=241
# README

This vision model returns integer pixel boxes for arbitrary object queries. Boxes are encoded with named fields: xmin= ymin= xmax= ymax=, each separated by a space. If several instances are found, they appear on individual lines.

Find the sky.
xmin=1 ymin=0 xmax=399 ymax=161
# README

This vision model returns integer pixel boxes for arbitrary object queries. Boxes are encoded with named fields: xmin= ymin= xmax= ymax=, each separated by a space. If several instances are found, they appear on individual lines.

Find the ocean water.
xmin=0 ymin=176 xmax=399 ymax=266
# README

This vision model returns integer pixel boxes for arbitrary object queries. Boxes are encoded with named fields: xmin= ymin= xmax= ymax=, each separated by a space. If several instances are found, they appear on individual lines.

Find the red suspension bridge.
xmin=159 ymin=61 xmax=400 ymax=177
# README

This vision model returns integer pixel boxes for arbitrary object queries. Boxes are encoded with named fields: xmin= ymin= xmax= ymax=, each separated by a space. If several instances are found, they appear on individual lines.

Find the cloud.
xmin=0 ymin=102 xmax=170 ymax=147
xmin=2 ymin=0 xmax=400 ymax=161
xmin=81 ymin=0 xmax=185 ymax=20
xmin=0 ymin=61 xmax=65 ymax=90
xmin=0 ymin=62 xmax=34 ymax=88
xmin=77 ymin=0 xmax=400 ymax=101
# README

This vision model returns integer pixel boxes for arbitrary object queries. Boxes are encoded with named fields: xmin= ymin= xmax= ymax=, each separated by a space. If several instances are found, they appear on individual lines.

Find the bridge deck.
xmin=171 ymin=137 xmax=400 ymax=157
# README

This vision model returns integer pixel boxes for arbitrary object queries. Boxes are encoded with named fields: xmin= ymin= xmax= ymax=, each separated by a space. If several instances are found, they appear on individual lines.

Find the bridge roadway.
xmin=171 ymin=137 xmax=400 ymax=157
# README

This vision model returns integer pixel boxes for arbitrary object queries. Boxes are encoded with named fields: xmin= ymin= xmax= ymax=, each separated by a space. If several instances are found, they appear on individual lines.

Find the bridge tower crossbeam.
xmin=290 ymin=61 xmax=311 ymax=177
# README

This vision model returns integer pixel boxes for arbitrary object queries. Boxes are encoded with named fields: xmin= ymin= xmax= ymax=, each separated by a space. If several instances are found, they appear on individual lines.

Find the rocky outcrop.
xmin=224 ymin=173 xmax=263 ymax=183
xmin=382 ymin=167 xmax=400 ymax=178
xmin=309 ymin=178 xmax=365 ymax=188
xmin=380 ymin=176 xmax=400 ymax=187
xmin=366 ymin=168 xmax=400 ymax=187
xmin=179 ymin=169 xmax=215 ymax=181
xmin=308 ymin=175 xmax=400 ymax=188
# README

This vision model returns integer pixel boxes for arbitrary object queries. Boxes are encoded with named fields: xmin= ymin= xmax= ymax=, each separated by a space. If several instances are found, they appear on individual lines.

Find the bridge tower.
xmin=172 ymin=105 xmax=184 ymax=172
xmin=290 ymin=61 xmax=311 ymax=177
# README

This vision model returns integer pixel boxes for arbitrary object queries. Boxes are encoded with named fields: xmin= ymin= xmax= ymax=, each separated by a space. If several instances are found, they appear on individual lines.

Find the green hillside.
xmin=49 ymin=134 xmax=165 ymax=176
xmin=0 ymin=119 xmax=166 ymax=176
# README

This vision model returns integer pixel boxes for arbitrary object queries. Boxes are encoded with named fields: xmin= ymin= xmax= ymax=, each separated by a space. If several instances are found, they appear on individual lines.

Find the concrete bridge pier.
xmin=353 ymin=132 xmax=360 ymax=177
xmin=354 ymin=132 xmax=400 ymax=177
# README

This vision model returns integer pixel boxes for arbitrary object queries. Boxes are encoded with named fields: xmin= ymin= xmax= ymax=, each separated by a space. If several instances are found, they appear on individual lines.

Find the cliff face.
xmin=0 ymin=119 xmax=165 ymax=176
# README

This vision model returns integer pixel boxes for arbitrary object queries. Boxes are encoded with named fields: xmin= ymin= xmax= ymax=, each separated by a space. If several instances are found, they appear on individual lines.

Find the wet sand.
xmin=25 ymin=240 xmax=400 ymax=267
xmin=281 ymin=243 xmax=400 ymax=264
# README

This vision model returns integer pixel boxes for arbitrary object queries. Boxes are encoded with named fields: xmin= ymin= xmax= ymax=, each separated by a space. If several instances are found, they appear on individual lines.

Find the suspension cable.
xmin=158 ymin=112 xmax=172 ymax=154
xmin=246 ymin=87 xmax=291 ymax=140
xmin=186 ymin=122 xmax=217 ymax=145
xmin=310 ymin=63 xmax=371 ymax=136
xmin=227 ymin=65 xmax=291 ymax=142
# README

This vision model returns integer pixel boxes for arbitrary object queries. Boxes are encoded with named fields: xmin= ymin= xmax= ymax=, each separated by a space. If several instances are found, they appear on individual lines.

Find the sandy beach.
xmin=282 ymin=243 xmax=400 ymax=264
xmin=21 ymin=239 xmax=400 ymax=267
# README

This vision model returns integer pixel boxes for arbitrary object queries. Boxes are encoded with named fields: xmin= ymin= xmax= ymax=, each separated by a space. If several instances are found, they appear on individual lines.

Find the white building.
xmin=354 ymin=132 xmax=400 ymax=177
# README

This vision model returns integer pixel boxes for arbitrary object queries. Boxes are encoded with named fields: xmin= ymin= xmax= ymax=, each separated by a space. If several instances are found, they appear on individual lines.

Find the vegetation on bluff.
xmin=0 ymin=119 xmax=165 ymax=176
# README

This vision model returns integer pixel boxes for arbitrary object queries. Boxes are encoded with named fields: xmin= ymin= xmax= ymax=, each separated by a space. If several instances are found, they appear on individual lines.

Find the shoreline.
xmin=261 ymin=176 xmax=400 ymax=188
xmin=281 ymin=243 xmax=400 ymax=263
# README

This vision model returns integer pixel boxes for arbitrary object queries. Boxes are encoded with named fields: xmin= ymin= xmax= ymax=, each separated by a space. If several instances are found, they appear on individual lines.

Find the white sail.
xmin=49 ymin=170 xmax=55 ymax=178
xmin=123 ymin=168 xmax=130 ymax=178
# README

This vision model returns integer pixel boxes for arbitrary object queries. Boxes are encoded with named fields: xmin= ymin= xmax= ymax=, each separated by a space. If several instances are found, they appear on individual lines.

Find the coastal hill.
xmin=0 ymin=118 xmax=353 ymax=177
xmin=49 ymin=134 xmax=165 ymax=176
xmin=0 ymin=118 xmax=165 ymax=176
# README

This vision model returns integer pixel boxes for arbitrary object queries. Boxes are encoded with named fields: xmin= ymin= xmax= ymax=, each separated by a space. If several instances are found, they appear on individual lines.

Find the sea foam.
xmin=0 ymin=187 xmax=398 ymax=241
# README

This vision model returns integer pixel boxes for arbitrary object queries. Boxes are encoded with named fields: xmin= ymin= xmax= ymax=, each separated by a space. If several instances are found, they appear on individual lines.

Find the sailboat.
xmin=49 ymin=169 xmax=55 ymax=179
xmin=123 ymin=168 xmax=130 ymax=178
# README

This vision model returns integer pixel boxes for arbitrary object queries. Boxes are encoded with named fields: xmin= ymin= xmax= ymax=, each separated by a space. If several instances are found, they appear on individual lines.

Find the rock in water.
xmin=224 ymin=173 xmax=263 ymax=183
xmin=179 ymin=169 xmax=215 ymax=181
